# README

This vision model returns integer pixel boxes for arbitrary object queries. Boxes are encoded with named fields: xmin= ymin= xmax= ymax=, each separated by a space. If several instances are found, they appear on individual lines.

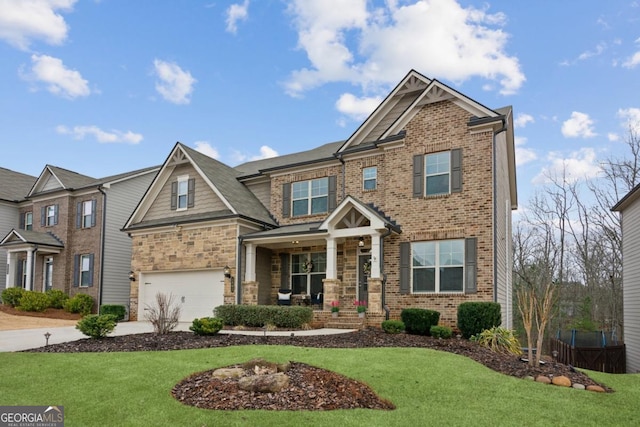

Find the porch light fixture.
xmin=223 ymin=266 xmax=232 ymax=278
xmin=128 ymin=271 xmax=136 ymax=281
xmin=358 ymin=236 xmax=365 ymax=247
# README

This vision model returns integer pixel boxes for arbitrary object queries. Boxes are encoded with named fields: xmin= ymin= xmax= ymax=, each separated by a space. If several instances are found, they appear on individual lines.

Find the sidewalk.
xmin=0 ymin=322 xmax=354 ymax=352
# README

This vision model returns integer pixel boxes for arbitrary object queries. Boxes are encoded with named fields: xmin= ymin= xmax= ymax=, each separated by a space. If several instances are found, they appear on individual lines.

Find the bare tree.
xmin=145 ymin=292 xmax=181 ymax=334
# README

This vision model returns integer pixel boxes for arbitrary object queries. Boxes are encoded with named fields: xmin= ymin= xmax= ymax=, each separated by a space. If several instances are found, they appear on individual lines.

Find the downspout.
xmin=380 ymin=225 xmax=393 ymax=319
xmin=30 ymin=245 xmax=38 ymax=291
xmin=334 ymin=153 xmax=346 ymax=199
xmin=97 ymin=186 xmax=107 ymax=308
xmin=492 ymin=119 xmax=508 ymax=305
xmin=236 ymin=235 xmax=244 ymax=305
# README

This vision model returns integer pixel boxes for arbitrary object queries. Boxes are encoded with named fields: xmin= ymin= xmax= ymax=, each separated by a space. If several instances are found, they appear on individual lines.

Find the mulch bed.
xmin=25 ymin=327 xmax=613 ymax=412
xmin=0 ymin=305 xmax=82 ymax=320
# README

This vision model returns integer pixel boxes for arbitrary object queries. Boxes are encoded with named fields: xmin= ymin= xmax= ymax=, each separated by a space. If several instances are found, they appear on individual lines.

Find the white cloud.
xmin=153 ymin=59 xmax=196 ymax=105
xmin=515 ymin=136 xmax=536 ymax=166
xmin=57 ymin=125 xmax=143 ymax=144
xmin=577 ymin=42 xmax=606 ymax=61
xmin=514 ymin=113 xmax=534 ymax=128
xmin=225 ymin=0 xmax=249 ymax=34
xmin=618 ymin=107 xmax=640 ymax=132
xmin=0 ymin=0 xmax=76 ymax=50
xmin=561 ymin=112 xmax=596 ymax=138
xmin=284 ymin=0 xmax=524 ymax=97
xmin=335 ymin=93 xmax=381 ymax=121
xmin=194 ymin=141 xmax=220 ymax=159
xmin=623 ymin=51 xmax=640 ymax=68
xmin=608 ymin=133 xmax=620 ymax=142
xmin=231 ymin=145 xmax=279 ymax=163
xmin=23 ymin=54 xmax=90 ymax=98
xmin=532 ymin=148 xmax=600 ymax=185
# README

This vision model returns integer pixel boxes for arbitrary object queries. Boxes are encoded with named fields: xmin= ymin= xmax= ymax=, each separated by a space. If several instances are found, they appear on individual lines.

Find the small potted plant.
xmin=330 ymin=300 xmax=340 ymax=317
xmin=355 ymin=300 xmax=367 ymax=317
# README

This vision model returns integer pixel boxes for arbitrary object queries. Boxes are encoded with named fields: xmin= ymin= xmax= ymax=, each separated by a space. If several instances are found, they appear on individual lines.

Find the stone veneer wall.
xmin=128 ymin=224 xmax=238 ymax=320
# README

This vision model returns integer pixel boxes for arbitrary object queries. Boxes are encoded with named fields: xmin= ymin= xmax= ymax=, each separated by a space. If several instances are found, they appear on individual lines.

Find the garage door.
xmin=140 ymin=270 xmax=225 ymax=322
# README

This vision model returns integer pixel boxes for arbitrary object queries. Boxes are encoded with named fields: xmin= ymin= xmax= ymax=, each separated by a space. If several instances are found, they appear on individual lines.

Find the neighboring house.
xmin=612 ymin=186 xmax=640 ymax=373
xmin=0 ymin=167 xmax=38 ymax=293
xmin=0 ymin=165 xmax=159 ymax=314
xmin=124 ymin=70 xmax=517 ymax=327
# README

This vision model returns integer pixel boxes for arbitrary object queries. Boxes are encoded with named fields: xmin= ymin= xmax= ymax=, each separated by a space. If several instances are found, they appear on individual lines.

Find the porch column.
xmin=370 ymin=233 xmax=381 ymax=279
xmin=244 ymin=243 xmax=256 ymax=282
xmin=5 ymin=251 xmax=14 ymax=289
xmin=25 ymin=249 xmax=33 ymax=291
xmin=326 ymin=237 xmax=337 ymax=280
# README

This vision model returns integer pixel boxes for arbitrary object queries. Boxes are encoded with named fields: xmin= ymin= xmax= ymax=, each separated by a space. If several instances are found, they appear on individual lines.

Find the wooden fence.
xmin=551 ymin=338 xmax=626 ymax=374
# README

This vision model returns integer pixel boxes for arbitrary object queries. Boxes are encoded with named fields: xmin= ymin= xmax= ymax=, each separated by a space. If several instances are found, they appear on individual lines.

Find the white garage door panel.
xmin=141 ymin=270 xmax=224 ymax=322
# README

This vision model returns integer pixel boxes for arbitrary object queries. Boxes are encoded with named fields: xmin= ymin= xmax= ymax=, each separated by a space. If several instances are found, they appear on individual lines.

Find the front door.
xmin=357 ymin=254 xmax=370 ymax=304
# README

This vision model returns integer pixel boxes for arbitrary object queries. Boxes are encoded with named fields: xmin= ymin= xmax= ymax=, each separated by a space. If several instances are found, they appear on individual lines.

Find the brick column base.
xmin=242 ymin=281 xmax=258 ymax=305
xmin=367 ymin=277 xmax=382 ymax=313
xmin=322 ymin=278 xmax=341 ymax=312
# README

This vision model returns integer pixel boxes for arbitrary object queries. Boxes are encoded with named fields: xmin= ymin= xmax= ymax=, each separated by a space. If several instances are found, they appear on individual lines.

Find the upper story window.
xmin=171 ymin=176 xmax=195 ymax=211
xmin=413 ymin=149 xmax=462 ymax=198
xmin=23 ymin=212 xmax=33 ymax=230
xmin=77 ymin=200 xmax=96 ymax=228
xmin=292 ymin=177 xmax=328 ymax=217
xmin=41 ymin=205 xmax=58 ymax=227
xmin=412 ymin=240 xmax=464 ymax=293
xmin=363 ymin=167 xmax=377 ymax=190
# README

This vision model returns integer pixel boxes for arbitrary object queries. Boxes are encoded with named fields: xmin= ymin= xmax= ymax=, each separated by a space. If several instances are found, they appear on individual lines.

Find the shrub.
xmin=430 ymin=325 xmax=453 ymax=339
xmin=64 ymin=294 xmax=95 ymax=316
xmin=76 ymin=314 xmax=118 ymax=339
xmin=190 ymin=317 xmax=224 ymax=335
xmin=400 ymin=308 xmax=441 ymax=335
xmin=18 ymin=291 xmax=50 ymax=312
xmin=46 ymin=289 xmax=69 ymax=309
xmin=381 ymin=320 xmax=405 ymax=334
xmin=1 ymin=287 xmax=25 ymax=307
xmin=471 ymin=326 xmax=523 ymax=355
xmin=145 ymin=292 xmax=181 ymax=334
xmin=214 ymin=305 xmax=313 ymax=329
xmin=457 ymin=302 xmax=502 ymax=339
xmin=100 ymin=305 xmax=127 ymax=321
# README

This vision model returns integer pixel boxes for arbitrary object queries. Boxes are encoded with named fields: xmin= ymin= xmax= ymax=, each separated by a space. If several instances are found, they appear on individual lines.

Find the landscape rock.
xmin=238 ymin=372 xmax=290 ymax=393
xmin=212 ymin=368 xmax=246 ymax=379
xmin=586 ymin=385 xmax=605 ymax=393
xmin=572 ymin=383 xmax=586 ymax=390
xmin=535 ymin=375 xmax=551 ymax=384
xmin=552 ymin=375 xmax=571 ymax=387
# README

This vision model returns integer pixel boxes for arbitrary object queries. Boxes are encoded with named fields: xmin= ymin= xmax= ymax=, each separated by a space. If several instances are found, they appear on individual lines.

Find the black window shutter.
xmin=412 ymin=155 xmax=424 ymax=198
xmin=399 ymin=242 xmax=410 ymax=294
xmin=282 ymin=183 xmax=291 ymax=218
xmin=328 ymin=175 xmax=337 ymax=212
xmin=73 ymin=255 xmax=80 ymax=287
xmin=187 ymin=178 xmax=195 ymax=208
xmin=40 ymin=207 xmax=46 ymax=226
xmin=87 ymin=254 xmax=94 ymax=287
xmin=170 ymin=181 xmax=178 ymax=210
xmin=280 ymin=253 xmax=290 ymax=290
xmin=19 ymin=213 xmax=25 ymax=230
xmin=76 ymin=202 xmax=82 ymax=228
xmin=465 ymin=237 xmax=477 ymax=294
xmin=451 ymin=148 xmax=462 ymax=193
xmin=53 ymin=205 xmax=58 ymax=225
xmin=91 ymin=199 xmax=97 ymax=227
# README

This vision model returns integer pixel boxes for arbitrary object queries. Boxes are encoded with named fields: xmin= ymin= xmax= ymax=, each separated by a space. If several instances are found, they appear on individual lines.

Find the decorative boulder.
xmin=212 ymin=368 xmax=246 ymax=379
xmin=586 ymin=385 xmax=605 ymax=393
xmin=238 ymin=372 xmax=290 ymax=393
xmin=572 ymin=383 xmax=586 ymax=390
xmin=535 ymin=375 xmax=551 ymax=384
xmin=552 ymin=375 xmax=571 ymax=387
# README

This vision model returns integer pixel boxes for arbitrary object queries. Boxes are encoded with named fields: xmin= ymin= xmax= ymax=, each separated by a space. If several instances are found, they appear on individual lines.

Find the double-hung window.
xmin=291 ymin=252 xmax=326 ymax=296
xmin=44 ymin=205 xmax=57 ymax=226
xmin=292 ymin=178 xmax=328 ymax=217
xmin=171 ymin=176 xmax=195 ymax=211
xmin=412 ymin=240 xmax=464 ymax=293
xmin=177 ymin=176 xmax=189 ymax=210
xmin=363 ymin=167 xmax=377 ymax=190
xmin=425 ymin=152 xmax=450 ymax=195
xmin=413 ymin=149 xmax=461 ymax=197
xmin=74 ymin=254 xmax=94 ymax=287
xmin=23 ymin=212 xmax=33 ymax=230
xmin=82 ymin=201 xmax=94 ymax=228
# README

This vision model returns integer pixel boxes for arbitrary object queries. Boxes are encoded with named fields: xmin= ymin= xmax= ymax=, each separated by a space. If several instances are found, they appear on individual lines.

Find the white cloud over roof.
xmin=23 ymin=54 xmax=90 ymax=98
xmin=153 ymin=59 xmax=197 ymax=105
xmin=57 ymin=125 xmax=143 ymax=144
xmin=226 ymin=0 xmax=250 ymax=34
xmin=561 ymin=112 xmax=597 ymax=138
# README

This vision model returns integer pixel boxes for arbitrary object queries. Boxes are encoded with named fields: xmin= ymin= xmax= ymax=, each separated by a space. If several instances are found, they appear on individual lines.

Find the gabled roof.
xmin=124 ymin=142 xmax=276 ymax=230
xmin=28 ymin=164 xmax=159 ymax=197
xmin=319 ymin=195 xmax=401 ymax=234
xmin=0 ymin=229 xmax=64 ymax=248
xmin=612 ymin=183 xmax=640 ymax=212
xmin=0 ymin=167 xmax=37 ymax=203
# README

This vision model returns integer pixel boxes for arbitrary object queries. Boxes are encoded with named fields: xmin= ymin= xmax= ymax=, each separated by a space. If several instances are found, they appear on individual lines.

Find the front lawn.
xmin=1 ymin=346 xmax=638 ymax=426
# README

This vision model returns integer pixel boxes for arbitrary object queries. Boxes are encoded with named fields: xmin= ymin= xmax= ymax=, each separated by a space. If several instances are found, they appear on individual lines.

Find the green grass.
xmin=1 ymin=346 xmax=639 ymax=426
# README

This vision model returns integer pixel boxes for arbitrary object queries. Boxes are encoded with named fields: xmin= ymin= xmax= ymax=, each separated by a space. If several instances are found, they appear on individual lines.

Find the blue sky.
xmin=1 ymin=0 xmax=639 ymax=207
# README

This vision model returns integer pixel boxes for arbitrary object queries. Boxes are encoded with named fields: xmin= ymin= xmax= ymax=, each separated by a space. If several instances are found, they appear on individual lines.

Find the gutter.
xmin=492 ymin=119 xmax=508 ymax=306
xmin=97 ymin=185 xmax=107 ymax=308
xmin=334 ymin=153 xmax=346 ymax=199
xmin=380 ymin=225 xmax=394 ymax=318
xmin=236 ymin=235 xmax=244 ymax=305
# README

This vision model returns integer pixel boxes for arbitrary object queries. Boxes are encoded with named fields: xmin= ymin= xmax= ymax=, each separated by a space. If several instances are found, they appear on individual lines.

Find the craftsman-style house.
xmin=124 ymin=70 xmax=517 ymax=327
xmin=0 ymin=165 xmax=158 ymax=314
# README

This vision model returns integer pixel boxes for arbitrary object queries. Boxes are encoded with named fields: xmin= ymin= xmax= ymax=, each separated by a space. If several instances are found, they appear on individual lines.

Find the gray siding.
xmin=621 ymin=203 xmax=640 ymax=372
xmin=245 ymin=181 xmax=271 ymax=212
xmin=143 ymin=164 xmax=227 ymax=222
xmin=101 ymin=172 xmax=156 ymax=308
xmin=0 ymin=202 xmax=19 ymax=291
xmin=494 ymin=131 xmax=513 ymax=329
